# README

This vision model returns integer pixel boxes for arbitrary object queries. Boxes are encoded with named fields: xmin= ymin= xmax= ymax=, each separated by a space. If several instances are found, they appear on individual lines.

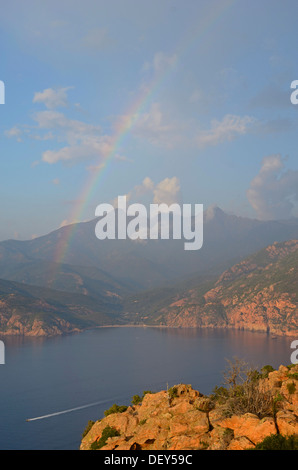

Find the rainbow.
xmin=51 ymin=0 xmax=236 ymax=281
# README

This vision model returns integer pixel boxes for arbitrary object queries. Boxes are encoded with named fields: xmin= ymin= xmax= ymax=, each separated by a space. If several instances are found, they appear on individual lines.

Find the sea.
xmin=0 ymin=326 xmax=293 ymax=450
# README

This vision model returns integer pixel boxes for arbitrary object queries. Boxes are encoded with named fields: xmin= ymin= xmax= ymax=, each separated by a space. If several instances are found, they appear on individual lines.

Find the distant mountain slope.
xmin=0 ymin=259 xmax=136 ymax=297
xmin=0 ymin=278 xmax=123 ymax=337
xmin=126 ymin=240 xmax=298 ymax=336
xmin=1 ymin=208 xmax=298 ymax=292
xmin=1 ymin=239 xmax=298 ymax=337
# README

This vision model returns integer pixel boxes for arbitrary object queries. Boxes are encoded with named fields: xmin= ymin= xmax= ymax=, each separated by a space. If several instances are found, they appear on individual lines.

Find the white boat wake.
xmin=26 ymin=398 xmax=114 ymax=422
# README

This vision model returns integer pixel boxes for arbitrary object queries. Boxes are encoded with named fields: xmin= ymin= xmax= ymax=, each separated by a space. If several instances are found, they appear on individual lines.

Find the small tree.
xmin=131 ymin=394 xmax=142 ymax=406
xmin=91 ymin=426 xmax=120 ymax=450
xmin=254 ymin=434 xmax=298 ymax=450
xmin=104 ymin=404 xmax=128 ymax=417
xmin=82 ymin=420 xmax=95 ymax=438
xmin=222 ymin=357 xmax=249 ymax=388
xmin=287 ymin=382 xmax=296 ymax=394
xmin=168 ymin=386 xmax=178 ymax=400
xmin=215 ymin=357 xmax=274 ymax=418
xmin=261 ymin=365 xmax=275 ymax=378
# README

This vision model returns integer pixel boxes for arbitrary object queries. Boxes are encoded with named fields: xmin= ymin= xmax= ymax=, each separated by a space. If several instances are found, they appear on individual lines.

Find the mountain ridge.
xmin=0 ymin=277 xmax=123 ymax=337
xmin=1 ymin=207 xmax=298 ymax=292
xmin=0 ymin=209 xmax=298 ymax=336
xmin=126 ymin=239 xmax=298 ymax=336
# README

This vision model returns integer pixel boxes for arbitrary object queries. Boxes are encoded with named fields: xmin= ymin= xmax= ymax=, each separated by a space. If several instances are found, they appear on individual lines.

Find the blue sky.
xmin=1 ymin=0 xmax=298 ymax=240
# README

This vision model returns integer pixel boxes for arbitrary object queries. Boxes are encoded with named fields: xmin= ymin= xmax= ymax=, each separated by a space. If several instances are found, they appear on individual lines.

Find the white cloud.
xmin=112 ymin=176 xmax=181 ymax=207
xmin=247 ymin=154 xmax=298 ymax=220
xmin=135 ymin=176 xmax=154 ymax=195
xmin=6 ymin=87 xmax=182 ymax=166
xmin=42 ymin=138 xmax=113 ymax=164
xmin=204 ymin=204 xmax=220 ymax=222
xmin=32 ymin=109 xmax=116 ymax=164
xmin=34 ymin=110 xmax=101 ymax=136
xmin=31 ymin=131 xmax=54 ymax=141
xmin=4 ymin=126 xmax=23 ymax=141
xmin=87 ymin=162 xmax=105 ymax=172
xmin=153 ymin=176 xmax=180 ymax=205
xmin=33 ymin=87 xmax=72 ymax=109
xmin=59 ymin=219 xmax=71 ymax=228
xmin=81 ymin=28 xmax=111 ymax=50
xmin=59 ymin=216 xmax=90 ymax=228
xmin=142 ymin=51 xmax=177 ymax=74
xmin=5 ymin=87 xmax=132 ymax=166
xmin=196 ymin=114 xmax=256 ymax=147
xmin=128 ymin=102 xmax=182 ymax=148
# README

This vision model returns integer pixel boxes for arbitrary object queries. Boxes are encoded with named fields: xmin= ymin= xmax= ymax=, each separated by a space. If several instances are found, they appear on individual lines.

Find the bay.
xmin=0 ymin=327 xmax=293 ymax=450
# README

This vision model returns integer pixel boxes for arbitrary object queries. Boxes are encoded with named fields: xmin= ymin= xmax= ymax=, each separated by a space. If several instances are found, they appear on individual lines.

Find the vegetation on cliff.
xmin=80 ymin=360 xmax=298 ymax=451
xmin=0 ymin=277 xmax=122 ymax=336
xmin=1 ymin=239 xmax=298 ymax=336
xmin=125 ymin=240 xmax=298 ymax=336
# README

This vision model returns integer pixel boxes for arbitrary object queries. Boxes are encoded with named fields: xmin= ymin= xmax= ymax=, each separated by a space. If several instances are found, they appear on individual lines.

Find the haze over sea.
xmin=0 ymin=327 xmax=292 ymax=450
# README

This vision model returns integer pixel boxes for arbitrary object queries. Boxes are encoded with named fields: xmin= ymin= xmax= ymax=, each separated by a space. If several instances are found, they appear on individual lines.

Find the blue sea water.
xmin=0 ymin=327 xmax=293 ymax=449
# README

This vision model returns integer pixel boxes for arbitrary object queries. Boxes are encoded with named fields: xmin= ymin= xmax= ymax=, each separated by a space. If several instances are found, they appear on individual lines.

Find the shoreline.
xmin=1 ymin=323 xmax=296 ymax=339
xmin=87 ymin=323 xmax=297 ymax=337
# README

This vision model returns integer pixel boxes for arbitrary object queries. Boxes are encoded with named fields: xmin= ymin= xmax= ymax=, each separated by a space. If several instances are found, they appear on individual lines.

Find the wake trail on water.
xmin=26 ymin=398 xmax=116 ymax=422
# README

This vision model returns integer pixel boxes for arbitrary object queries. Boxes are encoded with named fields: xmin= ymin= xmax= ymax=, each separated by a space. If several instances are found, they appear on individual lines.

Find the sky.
xmin=1 ymin=0 xmax=298 ymax=240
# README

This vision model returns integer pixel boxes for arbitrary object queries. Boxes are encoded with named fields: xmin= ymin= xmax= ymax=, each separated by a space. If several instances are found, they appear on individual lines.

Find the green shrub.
xmin=131 ymin=391 xmax=153 ymax=406
xmin=131 ymin=395 xmax=142 ymax=406
xmin=247 ymin=369 xmax=262 ymax=382
xmin=168 ymin=386 xmax=178 ymax=399
xmin=104 ymin=404 xmax=128 ymax=417
xmin=254 ymin=434 xmax=298 ymax=450
xmin=287 ymin=372 xmax=298 ymax=380
xmin=272 ymin=392 xmax=284 ymax=417
xmin=287 ymin=382 xmax=296 ymax=394
xmin=210 ymin=385 xmax=229 ymax=403
xmin=222 ymin=428 xmax=234 ymax=447
xmin=215 ymin=358 xmax=274 ymax=418
xmin=261 ymin=365 xmax=275 ymax=378
xmin=91 ymin=426 xmax=120 ymax=450
xmin=82 ymin=420 xmax=95 ymax=438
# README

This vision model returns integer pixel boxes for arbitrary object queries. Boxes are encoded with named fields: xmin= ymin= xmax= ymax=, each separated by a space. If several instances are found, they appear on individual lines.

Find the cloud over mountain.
xmin=247 ymin=154 xmax=298 ymax=220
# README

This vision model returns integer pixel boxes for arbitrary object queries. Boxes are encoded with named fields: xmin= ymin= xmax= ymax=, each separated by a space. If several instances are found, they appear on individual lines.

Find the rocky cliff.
xmin=0 ymin=278 xmax=121 ymax=337
xmin=0 ymin=311 xmax=81 ymax=337
xmin=80 ymin=364 xmax=298 ymax=451
xmin=1 ymin=239 xmax=298 ymax=337
xmin=141 ymin=240 xmax=298 ymax=336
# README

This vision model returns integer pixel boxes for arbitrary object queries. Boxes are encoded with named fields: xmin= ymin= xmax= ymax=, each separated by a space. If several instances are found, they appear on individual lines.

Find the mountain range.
xmin=0 ymin=207 xmax=297 ymax=336
xmin=125 ymin=239 xmax=298 ymax=336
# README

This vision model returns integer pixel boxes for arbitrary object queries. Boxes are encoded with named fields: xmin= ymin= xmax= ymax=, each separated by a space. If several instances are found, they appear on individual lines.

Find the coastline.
xmin=0 ymin=322 xmax=297 ymax=339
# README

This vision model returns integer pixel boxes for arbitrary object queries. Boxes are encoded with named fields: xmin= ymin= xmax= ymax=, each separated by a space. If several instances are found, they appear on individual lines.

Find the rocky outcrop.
xmin=149 ymin=240 xmax=298 ymax=336
xmin=0 ymin=278 xmax=121 ymax=337
xmin=0 ymin=312 xmax=81 ymax=337
xmin=80 ymin=364 xmax=298 ymax=451
xmin=1 ymin=240 xmax=298 ymax=337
